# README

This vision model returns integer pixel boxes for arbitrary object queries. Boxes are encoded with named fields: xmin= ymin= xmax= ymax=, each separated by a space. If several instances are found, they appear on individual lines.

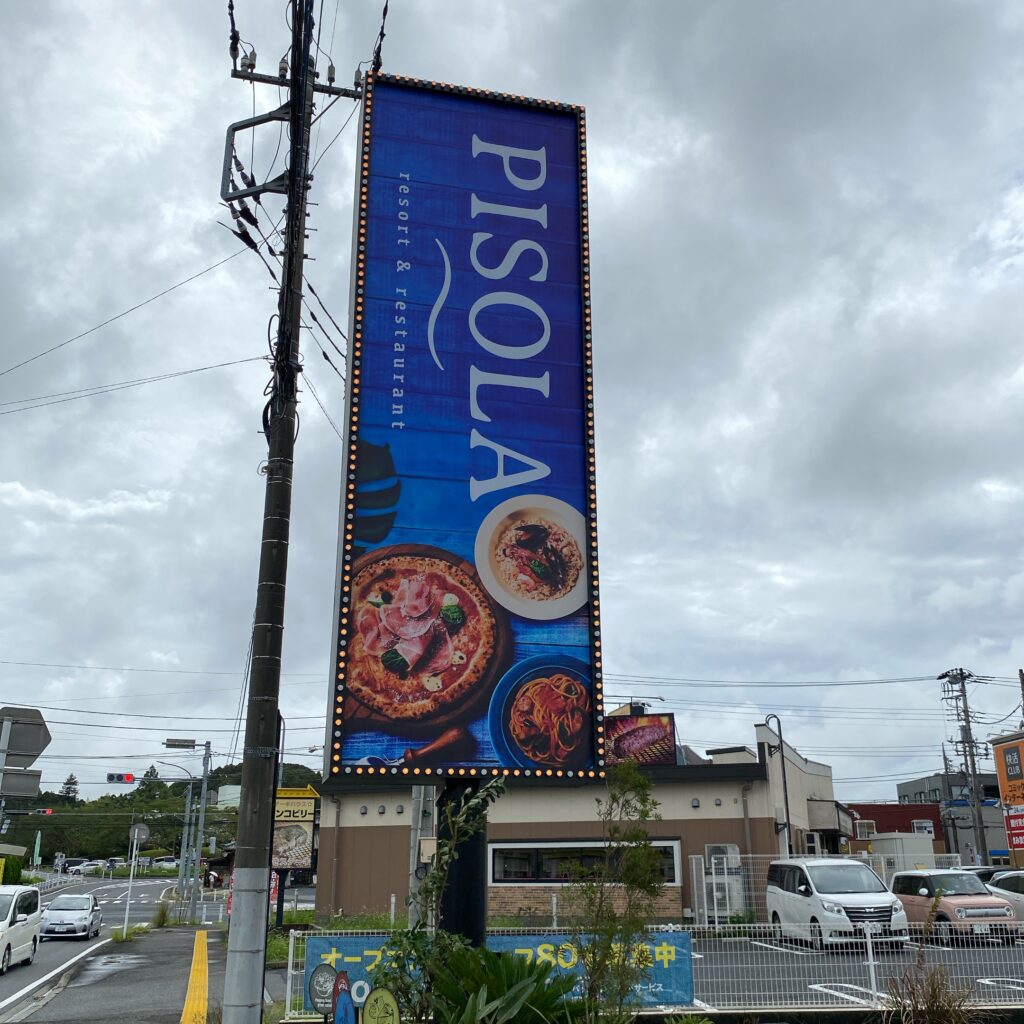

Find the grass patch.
xmin=110 ymin=925 xmax=148 ymax=943
xmin=151 ymin=902 xmax=171 ymax=928
xmin=266 ymin=932 xmax=290 ymax=963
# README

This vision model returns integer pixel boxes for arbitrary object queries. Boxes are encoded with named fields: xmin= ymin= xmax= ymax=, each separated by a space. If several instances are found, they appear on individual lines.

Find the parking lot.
xmin=690 ymin=927 xmax=1024 ymax=1012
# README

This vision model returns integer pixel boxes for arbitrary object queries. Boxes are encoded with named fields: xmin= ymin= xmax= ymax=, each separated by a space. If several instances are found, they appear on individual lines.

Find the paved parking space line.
xmin=0 ymin=938 xmax=110 ymax=1013
xmin=749 ymin=939 xmax=824 ymax=956
xmin=979 ymin=977 xmax=1024 ymax=992
xmin=808 ymin=983 xmax=881 ymax=1007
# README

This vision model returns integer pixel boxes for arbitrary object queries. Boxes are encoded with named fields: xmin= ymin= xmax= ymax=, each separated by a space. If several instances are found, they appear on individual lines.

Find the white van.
xmin=0 ymin=885 xmax=42 ymax=973
xmin=766 ymin=858 xmax=909 ymax=949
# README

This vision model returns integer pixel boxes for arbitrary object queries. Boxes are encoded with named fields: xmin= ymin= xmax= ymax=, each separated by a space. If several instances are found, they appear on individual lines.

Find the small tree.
xmin=58 ymin=774 xmax=79 ymax=804
xmin=566 ymin=761 xmax=665 ymax=1020
xmin=137 ymin=765 xmax=168 ymax=799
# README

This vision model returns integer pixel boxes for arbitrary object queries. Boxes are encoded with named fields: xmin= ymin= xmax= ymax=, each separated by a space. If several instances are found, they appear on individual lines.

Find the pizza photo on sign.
xmin=346 ymin=545 xmax=510 ymax=724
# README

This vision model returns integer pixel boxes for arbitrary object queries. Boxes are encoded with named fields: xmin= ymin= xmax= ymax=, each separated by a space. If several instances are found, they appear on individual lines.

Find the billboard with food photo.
xmin=604 ymin=715 xmax=677 ymax=767
xmin=328 ymin=74 xmax=601 ymax=782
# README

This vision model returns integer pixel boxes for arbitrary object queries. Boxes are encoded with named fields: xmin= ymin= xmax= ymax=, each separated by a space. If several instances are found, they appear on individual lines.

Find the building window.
xmin=489 ymin=841 xmax=680 ymax=885
xmin=929 ymin=789 xmax=941 ymax=801
xmin=911 ymin=820 xmax=934 ymax=836
xmin=914 ymin=791 xmax=926 ymax=803
xmin=855 ymin=820 xmax=876 ymax=840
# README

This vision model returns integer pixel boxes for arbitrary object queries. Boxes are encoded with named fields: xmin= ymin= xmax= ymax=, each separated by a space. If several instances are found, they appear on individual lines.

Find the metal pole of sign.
xmin=122 ymin=833 xmax=138 ymax=935
xmin=188 ymin=742 xmax=211 ymax=923
xmin=177 ymin=781 xmax=194 ymax=912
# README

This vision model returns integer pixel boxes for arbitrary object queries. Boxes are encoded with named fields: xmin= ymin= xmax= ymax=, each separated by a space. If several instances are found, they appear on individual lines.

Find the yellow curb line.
xmin=180 ymin=930 xmax=208 ymax=1024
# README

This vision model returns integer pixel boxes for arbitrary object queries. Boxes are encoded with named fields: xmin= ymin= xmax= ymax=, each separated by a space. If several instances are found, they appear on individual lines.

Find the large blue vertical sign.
xmin=327 ymin=75 xmax=603 ymax=783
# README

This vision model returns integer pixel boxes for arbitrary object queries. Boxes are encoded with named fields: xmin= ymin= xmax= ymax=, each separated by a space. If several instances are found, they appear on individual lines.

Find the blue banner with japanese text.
xmin=302 ymin=931 xmax=695 ymax=1010
xmin=330 ymin=75 xmax=607 ymax=781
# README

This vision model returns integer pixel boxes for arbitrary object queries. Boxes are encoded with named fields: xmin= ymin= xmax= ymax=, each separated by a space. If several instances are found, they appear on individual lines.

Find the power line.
xmin=0 ymin=357 xmax=266 ymax=416
xmin=0 ymin=659 xmax=321 ymax=677
xmin=0 ymin=249 xmax=249 ymax=378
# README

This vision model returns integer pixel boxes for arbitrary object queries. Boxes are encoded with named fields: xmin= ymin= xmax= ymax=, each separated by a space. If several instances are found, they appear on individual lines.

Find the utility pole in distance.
xmin=221 ymin=3 xmax=316 ymax=1018
xmin=940 ymin=668 xmax=987 ymax=865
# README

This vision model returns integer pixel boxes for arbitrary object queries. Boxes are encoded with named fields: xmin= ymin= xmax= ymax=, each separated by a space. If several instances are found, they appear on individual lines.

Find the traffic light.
xmin=33 ymin=808 xmax=53 ymax=815
xmin=106 ymin=772 xmax=136 ymax=784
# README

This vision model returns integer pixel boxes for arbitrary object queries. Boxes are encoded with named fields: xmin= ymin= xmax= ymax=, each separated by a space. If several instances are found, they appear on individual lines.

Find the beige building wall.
xmin=317 ymin=777 xmax=779 ymax=921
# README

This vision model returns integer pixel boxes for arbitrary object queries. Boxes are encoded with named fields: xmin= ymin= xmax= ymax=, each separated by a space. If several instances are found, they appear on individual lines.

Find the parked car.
xmin=69 ymin=860 xmax=104 ymax=876
xmin=152 ymin=856 xmax=178 ymax=868
xmin=60 ymin=858 xmax=88 ymax=875
xmin=0 ymin=885 xmax=42 ymax=974
xmin=963 ymin=865 xmax=1010 ymax=885
xmin=891 ymin=869 xmax=1018 ymax=945
xmin=766 ymin=858 xmax=909 ymax=949
xmin=41 ymin=893 xmax=102 ymax=940
xmin=986 ymin=871 xmax=1024 ymax=921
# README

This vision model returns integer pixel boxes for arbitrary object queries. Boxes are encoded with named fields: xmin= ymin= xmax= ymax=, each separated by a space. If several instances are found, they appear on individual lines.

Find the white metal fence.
xmin=282 ymin=919 xmax=1024 ymax=1019
xmin=689 ymin=852 xmax=963 ymax=926
xmin=689 ymin=921 xmax=1024 ymax=1012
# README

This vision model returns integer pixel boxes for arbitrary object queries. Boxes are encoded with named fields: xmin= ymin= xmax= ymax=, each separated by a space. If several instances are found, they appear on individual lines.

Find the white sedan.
xmin=41 ymin=894 xmax=102 ymax=939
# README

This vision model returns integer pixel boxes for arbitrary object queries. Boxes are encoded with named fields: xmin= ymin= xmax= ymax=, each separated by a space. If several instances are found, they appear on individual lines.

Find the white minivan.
xmin=0 ymin=885 xmax=42 ymax=973
xmin=766 ymin=858 xmax=909 ymax=950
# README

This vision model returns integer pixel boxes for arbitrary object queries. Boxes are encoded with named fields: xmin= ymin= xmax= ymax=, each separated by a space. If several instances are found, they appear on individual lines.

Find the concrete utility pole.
xmin=222 ymin=2 xmax=316 ymax=1018
xmin=187 ymin=742 xmax=211 ymax=923
xmin=1018 ymin=668 xmax=1024 ymax=729
xmin=940 ymin=668 xmax=987 ymax=865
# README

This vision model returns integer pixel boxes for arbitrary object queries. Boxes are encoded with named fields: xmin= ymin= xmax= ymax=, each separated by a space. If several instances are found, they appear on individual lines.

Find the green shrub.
xmin=431 ymin=945 xmax=581 ymax=1024
xmin=151 ymin=902 xmax=171 ymax=928
xmin=1 ymin=857 xmax=22 ymax=885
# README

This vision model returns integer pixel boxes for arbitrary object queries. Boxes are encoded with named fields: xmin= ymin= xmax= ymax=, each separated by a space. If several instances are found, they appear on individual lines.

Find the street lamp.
xmin=164 ymin=738 xmax=210 ymax=923
xmin=158 ymin=760 xmax=197 ymax=912
xmin=764 ymin=714 xmax=793 ymax=856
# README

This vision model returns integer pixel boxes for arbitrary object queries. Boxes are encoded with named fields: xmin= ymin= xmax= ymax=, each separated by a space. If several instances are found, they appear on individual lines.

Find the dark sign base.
xmin=437 ymin=780 xmax=486 ymax=947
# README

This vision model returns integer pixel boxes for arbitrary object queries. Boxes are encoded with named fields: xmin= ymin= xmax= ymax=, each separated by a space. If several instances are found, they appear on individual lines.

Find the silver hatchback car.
xmin=41 ymin=893 xmax=102 ymax=939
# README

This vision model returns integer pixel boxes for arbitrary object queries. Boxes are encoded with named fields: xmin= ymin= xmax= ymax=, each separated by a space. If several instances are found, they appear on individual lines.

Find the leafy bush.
xmin=1 ymin=857 xmax=22 ymax=885
xmin=431 ymin=945 xmax=581 ymax=1024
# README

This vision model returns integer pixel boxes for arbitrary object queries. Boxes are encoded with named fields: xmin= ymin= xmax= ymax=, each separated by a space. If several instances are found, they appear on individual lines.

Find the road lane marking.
xmin=180 ymin=930 xmax=208 ymax=1024
xmin=0 ymin=939 xmax=111 ymax=1013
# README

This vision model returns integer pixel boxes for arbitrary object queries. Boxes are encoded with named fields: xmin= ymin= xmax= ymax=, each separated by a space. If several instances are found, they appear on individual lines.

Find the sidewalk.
xmin=10 ymin=927 xmax=225 ymax=1024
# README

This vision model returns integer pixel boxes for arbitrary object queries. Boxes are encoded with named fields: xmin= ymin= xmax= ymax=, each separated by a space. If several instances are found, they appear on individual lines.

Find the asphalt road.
xmin=691 ymin=933 xmax=1024 ymax=1012
xmin=0 ymin=878 xmax=173 ymax=1021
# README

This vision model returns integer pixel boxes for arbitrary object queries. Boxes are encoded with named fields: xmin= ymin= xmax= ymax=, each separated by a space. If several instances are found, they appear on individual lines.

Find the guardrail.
xmin=282 ymin=922 xmax=1024 ymax=1019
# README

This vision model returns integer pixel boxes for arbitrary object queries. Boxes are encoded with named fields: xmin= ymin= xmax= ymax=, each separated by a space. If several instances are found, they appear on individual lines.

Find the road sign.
xmin=0 ymin=708 xmax=50 ymax=800
xmin=130 ymin=823 xmax=150 ymax=843
xmin=0 ymin=770 xmax=42 ymax=798
xmin=0 ymin=708 xmax=51 ymax=768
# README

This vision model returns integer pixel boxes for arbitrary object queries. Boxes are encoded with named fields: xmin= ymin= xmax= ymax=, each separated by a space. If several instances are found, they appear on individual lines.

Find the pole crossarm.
xmin=230 ymin=68 xmax=361 ymax=98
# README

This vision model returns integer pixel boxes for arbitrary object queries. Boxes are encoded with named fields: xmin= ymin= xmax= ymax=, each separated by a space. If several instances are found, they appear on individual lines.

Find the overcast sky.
xmin=4 ymin=0 xmax=1024 ymax=806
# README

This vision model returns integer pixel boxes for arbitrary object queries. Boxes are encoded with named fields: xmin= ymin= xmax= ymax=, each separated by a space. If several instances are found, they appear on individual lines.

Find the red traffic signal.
xmin=33 ymin=808 xmax=53 ymax=815
xmin=106 ymin=772 xmax=136 ymax=784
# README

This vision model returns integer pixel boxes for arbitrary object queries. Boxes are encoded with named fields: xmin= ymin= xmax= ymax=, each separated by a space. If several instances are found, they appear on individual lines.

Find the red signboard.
xmin=1005 ymin=808 xmax=1024 ymax=850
